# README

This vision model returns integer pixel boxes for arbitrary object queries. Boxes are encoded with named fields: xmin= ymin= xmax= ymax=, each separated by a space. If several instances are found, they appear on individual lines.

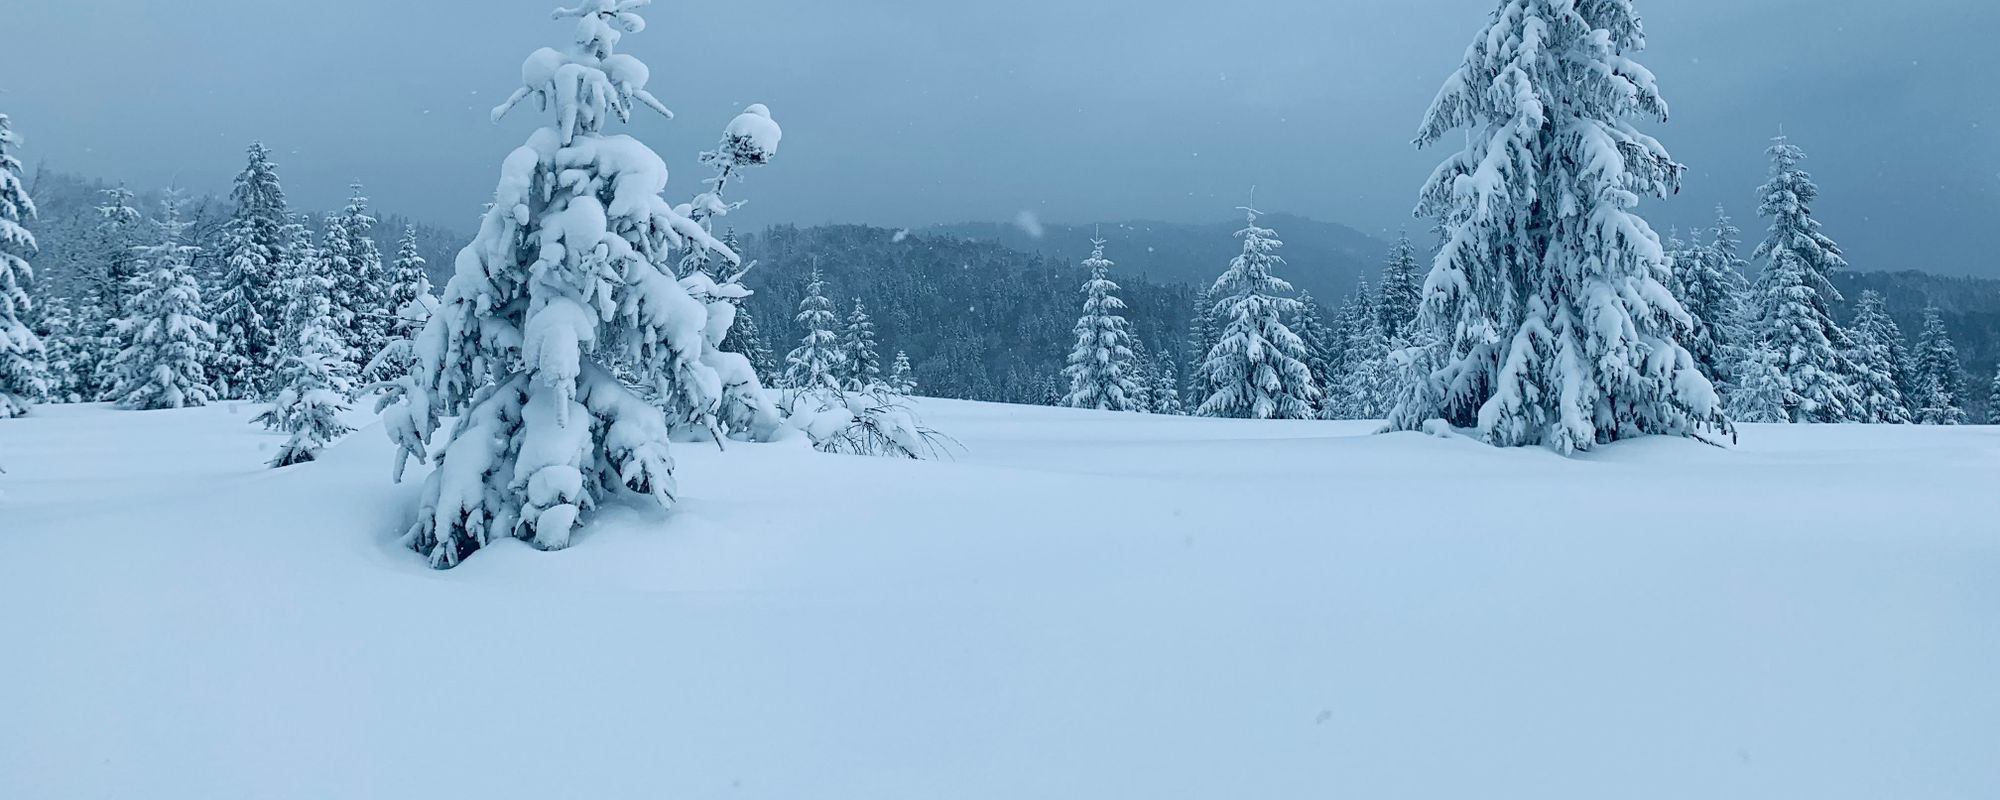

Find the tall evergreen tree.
xmin=1844 ymin=291 xmax=1912 ymax=424
xmin=211 ymin=142 xmax=291 ymax=399
xmin=1987 ymin=367 xmax=2000 ymax=425
xmin=887 ymin=350 xmax=917 ymax=396
xmin=108 ymin=193 xmax=216 ymax=410
xmin=1128 ymin=337 xmax=1156 ymax=412
xmin=1750 ymin=135 xmax=1861 ymax=423
xmin=364 ymin=226 xmax=438 ymax=383
xmin=79 ymin=186 xmax=145 ymax=399
xmin=1150 ymin=351 xmax=1183 ymax=415
xmin=1061 ymin=238 xmax=1142 ymax=411
xmin=1680 ymin=205 xmax=1752 ymax=396
xmin=784 ymin=268 xmax=844 ymax=396
xmin=1376 ymin=232 xmax=1422 ymax=341
xmin=1197 ymin=206 xmax=1318 ymax=419
xmin=381 ymin=0 xmax=760 ymax=567
xmin=1183 ymin=285 xmax=1219 ymax=409
xmin=837 ymin=297 xmax=881 ymax=391
xmin=1909 ymin=306 xmax=1968 ymax=425
xmin=257 ymin=221 xmax=354 ymax=467
xmin=1385 ymin=1 xmax=1728 ymax=451
xmin=1292 ymin=291 xmax=1337 ymax=407
xmin=31 ymin=295 xmax=80 ymax=403
xmin=0 ymin=112 xmax=45 ymax=418
xmin=1331 ymin=277 xmax=1397 ymax=420
xmin=1728 ymin=344 xmax=1793 ymax=424
xmin=324 ymin=183 xmax=388 ymax=369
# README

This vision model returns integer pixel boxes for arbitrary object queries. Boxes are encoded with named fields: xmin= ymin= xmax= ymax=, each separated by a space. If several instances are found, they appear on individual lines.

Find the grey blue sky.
xmin=3 ymin=0 xmax=1996 ymax=275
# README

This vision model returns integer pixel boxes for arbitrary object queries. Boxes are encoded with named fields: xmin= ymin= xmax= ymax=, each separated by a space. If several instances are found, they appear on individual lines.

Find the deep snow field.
xmin=3 ymin=399 xmax=1997 ymax=799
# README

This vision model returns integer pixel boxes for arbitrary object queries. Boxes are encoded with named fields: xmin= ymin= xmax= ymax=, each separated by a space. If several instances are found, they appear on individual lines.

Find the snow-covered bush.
xmin=792 ymin=388 xmax=953 ymax=460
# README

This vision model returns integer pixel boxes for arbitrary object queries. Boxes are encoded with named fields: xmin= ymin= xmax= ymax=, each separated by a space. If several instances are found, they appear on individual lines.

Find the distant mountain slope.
xmin=928 ymin=212 xmax=1392 ymax=304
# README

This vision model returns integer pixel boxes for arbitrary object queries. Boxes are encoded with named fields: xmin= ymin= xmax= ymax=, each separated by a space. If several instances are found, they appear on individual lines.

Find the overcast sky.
xmin=3 ymin=0 xmax=1996 ymax=275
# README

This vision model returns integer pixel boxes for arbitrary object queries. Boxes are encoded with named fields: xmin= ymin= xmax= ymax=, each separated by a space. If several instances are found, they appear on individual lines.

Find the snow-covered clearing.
xmin=3 ymin=400 xmax=1997 ymax=798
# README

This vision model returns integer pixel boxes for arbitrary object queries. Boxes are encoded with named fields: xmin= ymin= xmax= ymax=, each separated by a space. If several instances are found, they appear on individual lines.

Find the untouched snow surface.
xmin=3 ymin=400 xmax=1997 ymax=798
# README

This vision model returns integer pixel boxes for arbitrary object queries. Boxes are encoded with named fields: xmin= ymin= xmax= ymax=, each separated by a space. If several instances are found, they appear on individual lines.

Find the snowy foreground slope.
xmin=3 ymin=401 xmax=1997 ymax=799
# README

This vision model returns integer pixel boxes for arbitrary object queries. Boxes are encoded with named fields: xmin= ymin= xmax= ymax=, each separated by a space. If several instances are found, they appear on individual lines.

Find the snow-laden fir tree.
xmin=1750 ymin=135 xmax=1861 ymax=423
xmin=721 ymin=298 xmax=775 ymax=383
xmin=887 ymin=349 xmax=916 ymax=395
xmin=1128 ymin=337 xmax=1156 ymax=412
xmin=1197 ymin=206 xmax=1318 ymax=419
xmin=211 ymin=143 xmax=291 ymax=399
xmin=79 ymin=185 xmax=146 ymax=399
xmin=107 ymin=193 xmax=216 ymax=410
xmin=380 ymin=0 xmax=760 ymax=567
xmin=1909 ymin=306 xmax=1967 ymax=425
xmin=1988 ymin=367 xmax=2000 ymax=425
xmin=1384 ymin=1 xmax=1729 ymax=450
xmin=1150 ymin=350 xmax=1183 ymax=415
xmin=1061 ymin=237 xmax=1143 ymax=411
xmin=1291 ymin=290 xmax=1337 ymax=405
xmin=31 ymin=295 xmax=81 ymax=403
xmin=257 ymin=214 xmax=354 ymax=467
xmin=1844 ymin=291 xmax=1912 ymax=424
xmin=1375 ymin=232 xmax=1422 ymax=341
xmin=323 ymin=183 xmax=388 ymax=369
xmin=1183 ymin=285 xmax=1219 ymax=409
xmin=1728 ymin=344 xmax=1793 ymax=424
xmin=363 ymin=225 xmax=438 ymax=382
xmin=0 ymin=112 xmax=45 ymax=418
xmin=1330 ymin=277 xmax=1397 ymax=420
xmin=783 ymin=268 xmax=844 ymax=398
xmin=1678 ymin=205 xmax=1752 ymax=395
xmin=838 ymin=297 xmax=881 ymax=391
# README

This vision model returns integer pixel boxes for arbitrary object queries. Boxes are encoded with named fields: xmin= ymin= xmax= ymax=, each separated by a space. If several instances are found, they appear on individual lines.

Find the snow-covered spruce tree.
xmin=211 ymin=143 xmax=291 ymax=399
xmin=323 ymin=183 xmax=388 ymax=370
xmin=1128 ymin=337 xmax=1156 ymax=412
xmin=1183 ymin=285 xmax=1219 ymax=408
xmin=256 ymin=224 xmax=354 ymax=467
xmin=381 ymin=0 xmax=754 ymax=567
xmin=107 ymin=193 xmax=216 ymax=410
xmin=1749 ymin=135 xmax=1861 ymax=424
xmin=783 ymin=267 xmax=844 ymax=400
xmin=31 ymin=295 xmax=81 ymax=403
xmin=79 ymin=185 xmax=146 ymax=399
xmin=837 ymin=297 xmax=881 ymax=391
xmin=1988 ymin=367 xmax=2000 ymax=425
xmin=1291 ymin=290 xmax=1337 ymax=406
xmin=1333 ymin=278 xmax=1399 ymax=419
xmin=1680 ymin=204 xmax=1752 ymax=396
xmin=887 ymin=349 xmax=916 ymax=395
xmin=1061 ymin=237 xmax=1142 ymax=411
xmin=1150 ymin=351 xmax=1183 ymax=415
xmin=1844 ymin=291 xmax=1912 ymax=424
xmin=1728 ymin=344 xmax=1793 ymax=424
xmin=1909 ymin=306 xmax=1968 ymax=425
xmin=0 ymin=112 xmax=46 ymax=418
xmin=721 ymin=299 xmax=775 ymax=382
xmin=1375 ymin=232 xmax=1422 ymax=341
xmin=363 ymin=225 xmax=438 ymax=382
xmin=1384 ymin=1 xmax=1729 ymax=450
xmin=1197 ymin=206 xmax=1318 ymax=419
